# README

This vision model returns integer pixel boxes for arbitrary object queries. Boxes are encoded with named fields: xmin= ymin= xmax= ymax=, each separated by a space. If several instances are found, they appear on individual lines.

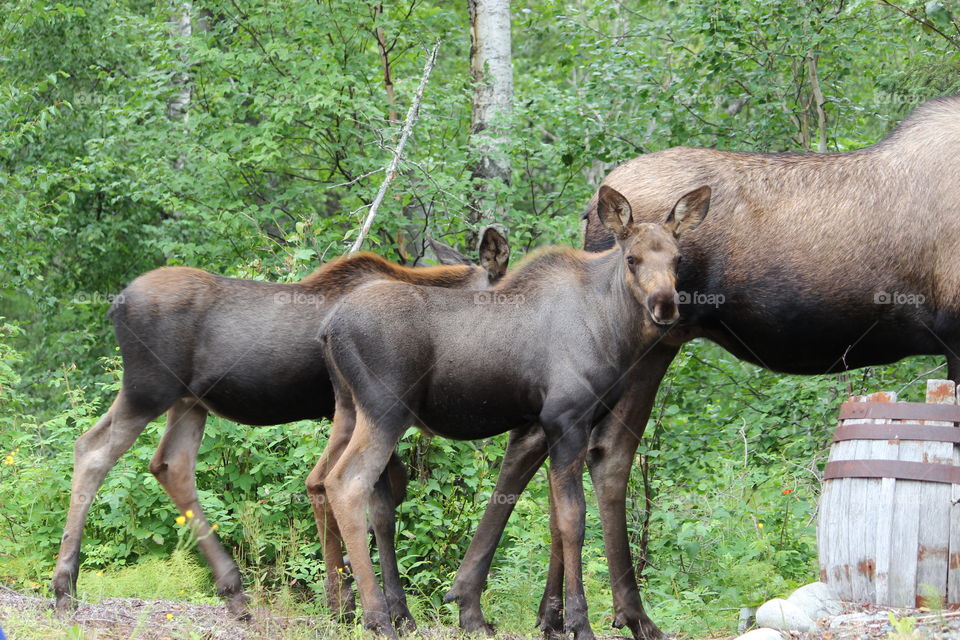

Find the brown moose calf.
xmin=318 ymin=185 xmax=710 ymax=639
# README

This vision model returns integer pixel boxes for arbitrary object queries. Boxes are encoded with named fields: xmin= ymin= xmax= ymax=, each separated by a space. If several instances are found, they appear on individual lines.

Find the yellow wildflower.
xmin=3 ymin=456 xmax=12 ymax=465
xmin=757 ymin=522 xmax=764 ymax=529
xmin=166 ymin=613 xmax=174 ymax=621
xmin=175 ymin=515 xmax=186 ymax=526
xmin=185 ymin=509 xmax=194 ymax=519
xmin=211 ymin=523 xmax=219 ymax=531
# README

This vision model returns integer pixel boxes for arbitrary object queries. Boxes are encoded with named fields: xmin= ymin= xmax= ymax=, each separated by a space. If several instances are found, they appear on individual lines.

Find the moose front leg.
xmin=541 ymin=406 xmax=595 ymax=640
xmin=536 ymin=473 xmax=566 ymax=639
xmin=446 ymin=426 xmax=548 ymax=634
xmin=587 ymin=343 xmax=677 ymax=640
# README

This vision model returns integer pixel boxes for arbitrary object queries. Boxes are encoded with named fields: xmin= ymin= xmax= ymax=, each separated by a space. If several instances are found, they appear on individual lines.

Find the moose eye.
xmin=625 ymin=256 xmax=637 ymax=266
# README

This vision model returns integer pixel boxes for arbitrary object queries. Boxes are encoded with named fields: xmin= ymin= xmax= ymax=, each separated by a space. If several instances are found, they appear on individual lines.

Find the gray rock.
xmin=735 ymin=628 xmax=785 ymax=640
xmin=755 ymin=597 xmax=816 ymax=632
xmin=787 ymin=581 xmax=842 ymax=620
xmin=738 ymin=606 xmax=757 ymax=633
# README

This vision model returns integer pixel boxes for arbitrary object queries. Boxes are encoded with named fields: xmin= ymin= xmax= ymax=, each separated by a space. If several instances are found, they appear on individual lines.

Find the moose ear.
xmin=596 ymin=185 xmax=633 ymax=239
xmin=477 ymin=225 xmax=510 ymax=281
xmin=665 ymin=186 xmax=711 ymax=238
xmin=427 ymin=234 xmax=472 ymax=266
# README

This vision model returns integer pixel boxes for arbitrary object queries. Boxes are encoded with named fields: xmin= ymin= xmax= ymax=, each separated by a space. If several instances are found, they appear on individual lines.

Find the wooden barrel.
xmin=818 ymin=380 xmax=960 ymax=607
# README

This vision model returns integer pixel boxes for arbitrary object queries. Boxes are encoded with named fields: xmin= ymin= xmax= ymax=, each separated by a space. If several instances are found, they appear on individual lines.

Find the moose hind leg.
xmin=305 ymin=396 xmax=357 ymax=621
xmin=149 ymin=399 xmax=249 ymax=619
xmin=52 ymin=390 xmax=161 ymax=613
xmin=370 ymin=456 xmax=415 ymax=632
xmin=324 ymin=407 xmax=409 ymax=638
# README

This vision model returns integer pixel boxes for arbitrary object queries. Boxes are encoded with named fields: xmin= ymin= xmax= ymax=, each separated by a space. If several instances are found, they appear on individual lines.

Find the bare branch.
xmin=349 ymin=41 xmax=440 ymax=253
xmin=879 ymin=0 xmax=960 ymax=50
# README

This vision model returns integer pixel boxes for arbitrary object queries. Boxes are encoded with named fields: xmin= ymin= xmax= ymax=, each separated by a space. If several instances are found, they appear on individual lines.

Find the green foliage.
xmin=76 ymin=549 xmax=215 ymax=602
xmin=887 ymin=611 xmax=924 ymax=640
xmin=1 ymin=0 xmax=958 ymax=636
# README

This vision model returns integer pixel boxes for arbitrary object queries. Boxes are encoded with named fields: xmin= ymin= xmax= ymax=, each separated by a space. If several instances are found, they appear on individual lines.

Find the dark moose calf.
xmin=319 ymin=185 xmax=710 ymax=639
xmin=51 ymin=230 xmax=509 ymax=622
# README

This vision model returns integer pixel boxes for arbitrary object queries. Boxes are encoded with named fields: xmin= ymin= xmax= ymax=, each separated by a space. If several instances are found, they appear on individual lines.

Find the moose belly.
xmin=415 ymin=375 xmax=539 ymax=440
xmin=698 ymin=297 xmax=945 ymax=374
xmin=197 ymin=371 xmax=334 ymax=426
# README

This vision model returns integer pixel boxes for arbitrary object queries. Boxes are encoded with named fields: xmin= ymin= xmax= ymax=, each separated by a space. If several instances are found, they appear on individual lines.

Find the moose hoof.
xmin=326 ymin=589 xmax=356 ymax=622
xmin=459 ymin=607 xmax=495 ymax=636
xmin=537 ymin=605 xmax=565 ymax=640
xmin=326 ymin=574 xmax=356 ymax=622
xmin=225 ymin=592 xmax=252 ymax=621
xmin=392 ymin=608 xmax=417 ymax=635
xmin=614 ymin=611 xmax=666 ymax=640
xmin=637 ymin=620 xmax=667 ymax=640
xmin=460 ymin=614 xmax=495 ymax=636
xmin=364 ymin=611 xmax=399 ymax=639
xmin=445 ymin=587 xmax=495 ymax=636
xmin=54 ymin=593 xmax=77 ymax=617
xmin=565 ymin=616 xmax=596 ymax=640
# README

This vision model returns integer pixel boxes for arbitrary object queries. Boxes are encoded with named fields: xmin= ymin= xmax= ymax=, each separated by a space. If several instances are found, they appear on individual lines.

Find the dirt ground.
xmin=5 ymin=585 xmax=960 ymax=640
xmin=798 ymin=601 xmax=960 ymax=640
xmin=0 ymin=586 xmax=533 ymax=640
xmin=0 ymin=586 xmax=308 ymax=640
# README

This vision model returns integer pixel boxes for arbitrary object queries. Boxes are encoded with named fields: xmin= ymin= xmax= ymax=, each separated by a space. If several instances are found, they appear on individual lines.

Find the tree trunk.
xmin=467 ymin=0 xmax=513 ymax=231
xmin=807 ymin=53 xmax=828 ymax=152
xmin=373 ymin=4 xmax=399 ymax=126
xmin=165 ymin=1 xmax=192 ymax=221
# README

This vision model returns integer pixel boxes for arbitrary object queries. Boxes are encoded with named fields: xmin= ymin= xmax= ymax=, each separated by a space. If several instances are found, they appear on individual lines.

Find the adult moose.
xmin=318 ymin=185 xmax=710 ymax=639
xmin=51 ymin=230 xmax=509 ymax=623
xmin=446 ymin=94 xmax=960 ymax=640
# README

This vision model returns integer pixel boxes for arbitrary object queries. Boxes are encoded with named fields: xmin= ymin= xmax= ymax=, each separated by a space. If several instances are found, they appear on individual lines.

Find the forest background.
xmin=2 ymin=0 xmax=960 ymax=636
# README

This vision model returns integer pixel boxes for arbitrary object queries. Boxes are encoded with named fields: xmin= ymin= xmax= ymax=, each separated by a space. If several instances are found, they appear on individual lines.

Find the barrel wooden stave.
xmin=818 ymin=382 xmax=959 ymax=607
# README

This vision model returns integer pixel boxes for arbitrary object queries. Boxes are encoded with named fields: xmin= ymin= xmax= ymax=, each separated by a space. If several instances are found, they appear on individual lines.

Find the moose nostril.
xmin=647 ymin=290 xmax=680 ymax=324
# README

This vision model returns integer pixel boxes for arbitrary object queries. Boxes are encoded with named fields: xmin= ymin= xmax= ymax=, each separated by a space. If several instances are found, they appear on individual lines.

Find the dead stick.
xmin=349 ymin=40 xmax=440 ymax=253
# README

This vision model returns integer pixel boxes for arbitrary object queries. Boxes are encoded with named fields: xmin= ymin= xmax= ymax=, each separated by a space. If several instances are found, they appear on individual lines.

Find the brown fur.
xmin=301 ymin=252 xmax=489 ymax=295
xmin=582 ymin=94 xmax=960 ymax=373
xmin=51 ymin=232 xmax=510 ymax=624
xmin=454 ymin=97 xmax=960 ymax=640
xmin=318 ymin=187 xmax=707 ymax=639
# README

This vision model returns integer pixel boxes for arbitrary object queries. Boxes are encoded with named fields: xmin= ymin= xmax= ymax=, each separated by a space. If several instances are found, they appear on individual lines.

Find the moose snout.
xmin=647 ymin=288 xmax=680 ymax=325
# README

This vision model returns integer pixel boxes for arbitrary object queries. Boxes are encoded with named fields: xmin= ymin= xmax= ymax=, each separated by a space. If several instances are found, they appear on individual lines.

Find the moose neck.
xmin=586 ymin=248 xmax=656 ymax=362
